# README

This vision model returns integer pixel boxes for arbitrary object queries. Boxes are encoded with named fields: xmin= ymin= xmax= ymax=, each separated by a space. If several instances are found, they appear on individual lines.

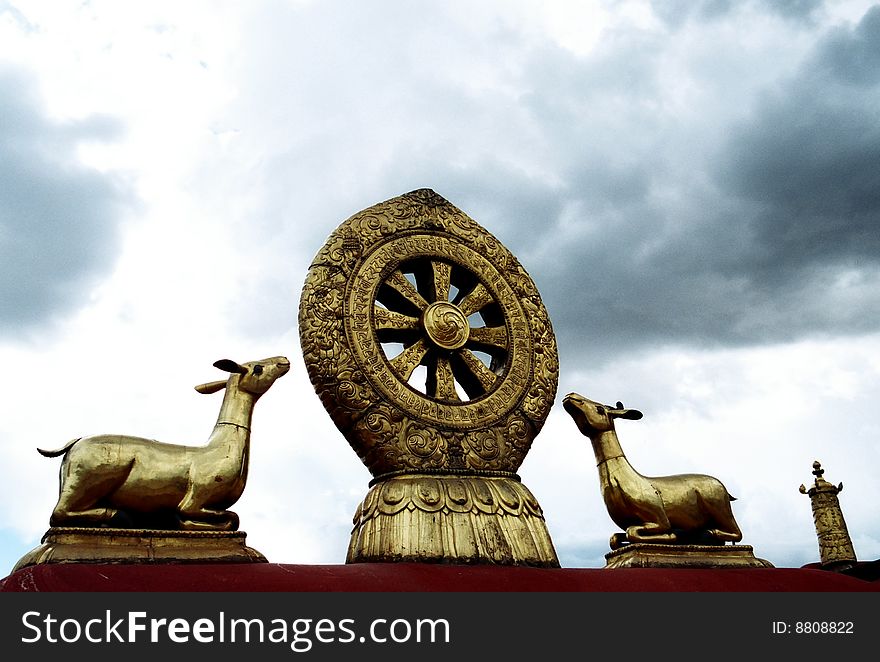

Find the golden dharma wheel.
xmin=299 ymin=189 xmax=558 ymax=476
xmin=299 ymin=189 xmax=559 ymax=565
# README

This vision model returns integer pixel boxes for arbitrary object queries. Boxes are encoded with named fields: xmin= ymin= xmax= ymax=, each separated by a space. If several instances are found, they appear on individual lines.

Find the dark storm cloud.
xmin=726 ymin=7 xmax=880 ymax=228
xmin=502 ymin=5 xmax=880 ymax=364
xmin=710 ymin=7 xmax=880 ymax=323
xmin=0 ymin=70 xmax=129 ymax=336
xmin=217 ymin=1 xmax=878 ymax=363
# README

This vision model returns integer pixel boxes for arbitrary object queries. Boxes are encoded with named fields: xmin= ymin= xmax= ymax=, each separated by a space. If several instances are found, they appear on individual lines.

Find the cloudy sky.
xmin=1 ymin=0 xmax=878 ymax=575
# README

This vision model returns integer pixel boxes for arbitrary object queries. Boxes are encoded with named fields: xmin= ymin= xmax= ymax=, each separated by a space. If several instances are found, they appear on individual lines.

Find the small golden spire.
xmin=800 ymin=461 xmax=856 ymax=571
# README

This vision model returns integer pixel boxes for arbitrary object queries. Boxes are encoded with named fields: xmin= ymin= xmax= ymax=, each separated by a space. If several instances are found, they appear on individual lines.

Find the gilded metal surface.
xmin=563 ymin=393 xmax=743 ymax=549
xmin=347 ymin=475 xmax=556 ymax=565
xmin=38 ymin=356 xmax=290 ymax=531
xmin=799 ymin=461 xmax=857 ymax=570
xmin=13 ymin=527 xmax=266 ymax=572
xmin=422 ymin=301 xmax=470 ymax=350
xmin=604 ymin=543 xmax=773 ymax=569
xmin=299 ymin=189 xmax=559 ymax=565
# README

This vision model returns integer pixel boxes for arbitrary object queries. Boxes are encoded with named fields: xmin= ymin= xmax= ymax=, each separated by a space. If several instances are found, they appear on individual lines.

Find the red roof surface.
xmin=2 ymin=561 xmax=878 ymax=592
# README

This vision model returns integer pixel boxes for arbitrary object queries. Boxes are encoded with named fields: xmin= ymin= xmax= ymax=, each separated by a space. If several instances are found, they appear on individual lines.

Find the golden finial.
xmin=800 ymin=460 xmax=856 ymax=571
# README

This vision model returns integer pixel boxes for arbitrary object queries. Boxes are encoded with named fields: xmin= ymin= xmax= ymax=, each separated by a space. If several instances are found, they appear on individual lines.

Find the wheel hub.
xmin=422 ymin=301 xmax=470 ymax=350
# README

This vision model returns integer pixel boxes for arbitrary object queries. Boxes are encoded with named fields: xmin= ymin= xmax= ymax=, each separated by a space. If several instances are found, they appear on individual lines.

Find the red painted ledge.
xmin=2 ymin=562 xmax=878 ymax=592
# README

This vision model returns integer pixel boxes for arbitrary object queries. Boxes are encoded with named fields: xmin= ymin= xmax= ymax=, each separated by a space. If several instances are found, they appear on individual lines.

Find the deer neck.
xmin=210 ymin=384 xmax=258 ymax=444
xmin=589 ymin=429 xmax=629 ymax=467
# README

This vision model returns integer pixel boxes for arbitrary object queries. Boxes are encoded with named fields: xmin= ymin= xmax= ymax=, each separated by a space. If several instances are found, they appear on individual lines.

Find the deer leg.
xmin=623 ymin=500 xmax=677 ymax=544
xmin=178 ymin=511 xmax=238 ymax=531
xmin=49 ymin=469 xmax=128 ymax=527
xmin=50 ymin=504 xmax=120 ymax=527
xmin=50 ymin=487 xmax=119 ymax=527
xmin=178 ymin=489 xmax=239 ymax=531
xmin=702 ymin=496 xmax=743 ymax=543
xmin=705 ymin=524 xmax=742 ymax=543
xmin=626 ymin=521 xmax=678 ymax=544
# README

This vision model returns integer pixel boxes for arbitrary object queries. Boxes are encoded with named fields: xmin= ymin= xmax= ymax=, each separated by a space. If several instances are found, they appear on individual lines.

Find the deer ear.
xmin=213 ymin=359 xmax=247 ymax=374
xmin=194 ymin=380 xmax=227 ymax=394
xmin=619 ymin=409 xmax=643 ymax=420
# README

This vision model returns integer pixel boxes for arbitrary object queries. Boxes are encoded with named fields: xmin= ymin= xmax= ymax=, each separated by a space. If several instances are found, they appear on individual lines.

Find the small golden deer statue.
xmin=563 ymin=393 xmax=743 ymax=550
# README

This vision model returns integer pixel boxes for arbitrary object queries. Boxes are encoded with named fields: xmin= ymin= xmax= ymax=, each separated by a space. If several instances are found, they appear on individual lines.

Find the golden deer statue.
xmin=38 ymin=356 xmax=290 ymax=531
xmin=562 ymin=392 xmax=743 ymax=549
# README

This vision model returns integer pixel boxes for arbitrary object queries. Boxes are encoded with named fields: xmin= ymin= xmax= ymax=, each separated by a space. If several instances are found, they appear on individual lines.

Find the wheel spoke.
xmin=427 ymin=355 xmax=459 ymax=401
xmin=456 ymin=349 xmax=498 ymax=394
xmin=389 ymin=338 xmax=429 ymax=382
xmin=467 ymin=325 xmax=508 ymax=353
xmin=382 ymin=271 xmax=430 ymax=313
xmin=376 ymin=261 xmax=507 ymax=402
xmin=374 ymin=306 xmax=421 ymax=332
xmin=431 ymin=260 xmax=452 ymax=303
xmin=457 ymin=282 xmax=494 ymax=317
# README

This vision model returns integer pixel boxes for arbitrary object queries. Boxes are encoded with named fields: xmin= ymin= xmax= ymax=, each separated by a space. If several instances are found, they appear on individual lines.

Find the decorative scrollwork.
xmin=299 ymin=189 xmax=558 ymax=478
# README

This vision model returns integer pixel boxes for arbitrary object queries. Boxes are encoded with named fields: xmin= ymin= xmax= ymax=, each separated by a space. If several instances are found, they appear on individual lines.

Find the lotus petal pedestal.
xmin=347 ymin=474 xmax=558 ymax=567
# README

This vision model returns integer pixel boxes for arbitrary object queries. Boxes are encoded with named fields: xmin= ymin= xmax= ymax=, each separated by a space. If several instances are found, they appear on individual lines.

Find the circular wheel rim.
xmin=346 ymin=231 xmax=534 ymax=430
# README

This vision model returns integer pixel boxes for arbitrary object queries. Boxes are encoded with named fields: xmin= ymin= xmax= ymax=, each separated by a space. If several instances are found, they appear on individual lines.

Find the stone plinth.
xmin=13 ymin=527 xmax=266 ymax=572
xmin=604 ymin=543 xmax=774 ymax=569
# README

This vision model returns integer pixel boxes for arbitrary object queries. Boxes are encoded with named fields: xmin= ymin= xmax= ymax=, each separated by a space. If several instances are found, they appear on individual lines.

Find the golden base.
xmin=347 ymin=475 xmax=560 ymax=567
xmin=604 ymin=543 xmax=774 ymax=569
xmin=13 ymin=527 xmax=267 ymax=572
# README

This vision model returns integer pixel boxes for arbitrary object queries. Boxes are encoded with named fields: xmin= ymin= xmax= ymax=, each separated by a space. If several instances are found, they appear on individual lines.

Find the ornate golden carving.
xmin=299 ymin=189 xmax=559 ymax=566
xmin=563 ymin=393 xmax=745 ymax=550
xmin=422 ymin=301 xmax=470 ymax=350
xmin=347 ymin=475 xmax=556 ymax=565
xmin=799 ymin=461 xmax=857 ymax=570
